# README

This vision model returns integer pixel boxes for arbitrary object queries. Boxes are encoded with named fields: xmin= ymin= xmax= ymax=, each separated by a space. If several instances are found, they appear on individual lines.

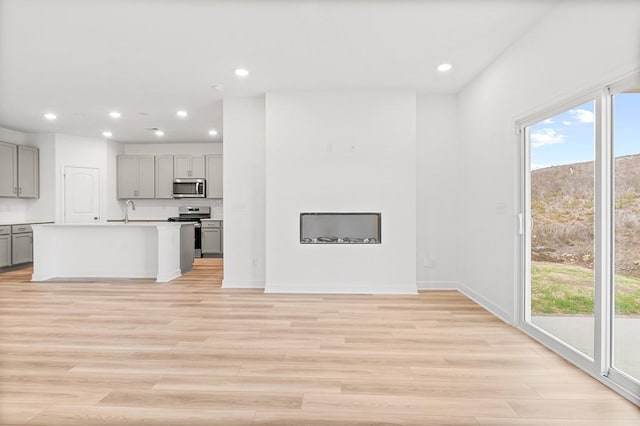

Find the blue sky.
xmin=530 ymin=93 xmax=640 ymax=169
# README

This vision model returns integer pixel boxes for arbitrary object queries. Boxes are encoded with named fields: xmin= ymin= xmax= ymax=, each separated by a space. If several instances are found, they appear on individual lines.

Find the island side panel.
xmin=32 ymin=225 xmax=57 ymax=281
xmin=156 ymin=225 xmax=182 ymax=282
xmin=33 ymin=225 xmax=159 ymax=280
xmin=180 ymin=223 xmax=195 ymax=273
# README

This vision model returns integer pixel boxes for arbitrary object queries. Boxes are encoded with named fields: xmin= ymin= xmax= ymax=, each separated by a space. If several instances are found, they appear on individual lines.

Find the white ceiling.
xmin=0 ymin=0 xmax=555 ymax=143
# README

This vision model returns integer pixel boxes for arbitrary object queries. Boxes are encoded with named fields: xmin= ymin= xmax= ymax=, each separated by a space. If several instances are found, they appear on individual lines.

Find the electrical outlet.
xmin=423 ymin=257 xmax=436 ymax=268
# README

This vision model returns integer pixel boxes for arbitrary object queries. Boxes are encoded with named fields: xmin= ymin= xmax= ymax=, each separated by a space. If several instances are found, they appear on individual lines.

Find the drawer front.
xmin=0 ymin=226 xmax=10 ymax=235
xmin=201 ymin=221 xmax=222 ymax=229
xmin=12 ymin=224 xmax=32 ymax=234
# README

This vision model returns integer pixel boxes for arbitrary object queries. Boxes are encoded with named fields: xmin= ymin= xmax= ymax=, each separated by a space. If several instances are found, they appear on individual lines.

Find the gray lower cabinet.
xmin=11 ymin=230 xmax=33 ymax=264
xmin=0 ymin=227 xmax=11 ymax=267
xmin=201 ymin=220 xmax=223 ymax=254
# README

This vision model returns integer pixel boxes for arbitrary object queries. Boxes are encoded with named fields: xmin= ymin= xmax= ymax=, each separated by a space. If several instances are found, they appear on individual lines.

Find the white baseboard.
xmin=416 ymin=280 xmax=513 ymax=324
xmin=456 ymin=281 xmax=514 ymax=324
xmin=222 ymin=279 xmax=266 ymax=289
xmin=264 ymin=282 xmax=418 ymax=295
xmin=416 ymin=280 xmax=460 ymax=290
xmin=31 ymin=273 xmax=54 ymax=282
xmin=156 ymin=270 xmax=181 ymax=283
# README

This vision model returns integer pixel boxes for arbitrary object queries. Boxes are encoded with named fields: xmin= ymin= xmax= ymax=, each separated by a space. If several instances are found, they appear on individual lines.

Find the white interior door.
xmin=64 ymin=167 xmax=100 ymax=223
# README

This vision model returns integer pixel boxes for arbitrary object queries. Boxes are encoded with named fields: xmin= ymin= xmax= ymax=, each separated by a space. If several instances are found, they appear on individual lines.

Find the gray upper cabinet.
xmin=155 ymin=155 xmax=174 ymax=199
xmin=0 ymin=142 xmax=17 ymax=197
xmin=117 ymin=155 xmax=155 ymax=199
xmin=17 ymin=145 xmax=39 ymax=198
xmin=174 ymin=155 xmax=205 ymax=178
xmin=0 ymin=142 xmax=39 ymax=199
xmin=206 ymin=154 xmax=223 ymax=198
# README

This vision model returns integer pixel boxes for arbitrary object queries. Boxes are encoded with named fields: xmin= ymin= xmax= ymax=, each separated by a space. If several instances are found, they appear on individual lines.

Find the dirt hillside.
xmin=531 ymin=154 xmax=640 ymax=276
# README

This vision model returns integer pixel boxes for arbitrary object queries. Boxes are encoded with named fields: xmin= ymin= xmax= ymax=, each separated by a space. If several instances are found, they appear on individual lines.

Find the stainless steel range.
xmin=167 ymin=206 xmax=211 ymax=257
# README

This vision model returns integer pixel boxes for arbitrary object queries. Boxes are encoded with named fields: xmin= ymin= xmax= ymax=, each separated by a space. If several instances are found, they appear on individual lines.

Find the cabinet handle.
xmin=12 ymin=187 xmax=16 ymax=194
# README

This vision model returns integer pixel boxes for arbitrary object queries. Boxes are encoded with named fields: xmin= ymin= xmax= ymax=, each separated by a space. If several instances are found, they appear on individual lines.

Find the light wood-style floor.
xmin=1 ymin=258 xmax=638 ymax=425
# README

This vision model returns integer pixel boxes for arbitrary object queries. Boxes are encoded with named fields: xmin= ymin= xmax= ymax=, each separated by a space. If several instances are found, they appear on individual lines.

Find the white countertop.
xmin=31 ymin=222 xmax=193 ymax=228
xmin=0 ymin=221 xmax=54 ymax=226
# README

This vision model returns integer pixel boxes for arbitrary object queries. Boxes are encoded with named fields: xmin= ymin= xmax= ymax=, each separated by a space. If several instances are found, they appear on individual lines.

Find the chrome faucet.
xmin=124 ymin=200 xmax=136 ymax=224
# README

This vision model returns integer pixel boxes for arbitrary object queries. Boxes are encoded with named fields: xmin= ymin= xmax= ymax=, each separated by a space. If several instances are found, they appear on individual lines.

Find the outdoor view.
xmin=529 ymin=100 xmax=596 ymax=359
xmin=612 ymin=92 xmax=640 ymax=381
xmin=529 ymin=94 xmax=640 ymax=380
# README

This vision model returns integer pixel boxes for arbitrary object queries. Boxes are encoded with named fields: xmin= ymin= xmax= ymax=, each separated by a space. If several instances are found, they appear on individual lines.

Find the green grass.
xmin=531 ymin=261 xmax=640 ymax=315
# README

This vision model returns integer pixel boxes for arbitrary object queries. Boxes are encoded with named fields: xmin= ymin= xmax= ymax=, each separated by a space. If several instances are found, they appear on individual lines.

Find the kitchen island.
xmin=31 ymin=222 xmax=194 ymax=282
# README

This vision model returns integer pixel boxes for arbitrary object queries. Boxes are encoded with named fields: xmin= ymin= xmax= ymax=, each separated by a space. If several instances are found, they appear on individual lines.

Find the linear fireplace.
xmin=300 ymin=212 xmax=381 ymax=244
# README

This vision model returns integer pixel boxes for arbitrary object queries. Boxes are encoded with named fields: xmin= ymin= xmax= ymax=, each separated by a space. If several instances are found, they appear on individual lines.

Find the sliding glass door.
xmin=521 ymin=75 xmax=640 ymax=400
xmin=526 ymin=100 xmax=596 ymax=359
xmin=611 ymin=90 xmax=640 ymax=385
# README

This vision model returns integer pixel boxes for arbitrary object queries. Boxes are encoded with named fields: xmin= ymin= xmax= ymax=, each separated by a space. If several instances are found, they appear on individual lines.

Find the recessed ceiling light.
xmin=234 ymin=68 xmax=249 ymax=77
xmin=102 ymin=131 xmax=112 ymax=138
xmin=208 ymin=129 xmax=218 ymax=136
xmin=109 ymin=111 xmax=121 ymax=119
xmin=44 ymin=113 xmax=57 ymax=120
xmin=155 ymin=130 xmax=164 ymax=137
xmin=176 ymin=110 xmax=188 ymax=118
xmin=437 ymin=63 xmax=452 ymax=72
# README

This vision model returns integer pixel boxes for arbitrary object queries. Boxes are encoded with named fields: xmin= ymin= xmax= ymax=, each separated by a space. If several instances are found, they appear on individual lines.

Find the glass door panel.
xmin=527 ymin=100 xmax=596 ymax=359
xmin=612 ymin=91 xmax=640 ymax=383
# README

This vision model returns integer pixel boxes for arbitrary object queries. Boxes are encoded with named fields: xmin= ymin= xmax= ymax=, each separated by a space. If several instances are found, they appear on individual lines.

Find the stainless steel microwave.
xmin=172 ymin=178 xmax=206 ymax=198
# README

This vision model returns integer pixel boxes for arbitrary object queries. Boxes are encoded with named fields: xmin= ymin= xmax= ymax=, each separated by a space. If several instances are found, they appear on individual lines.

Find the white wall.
xmin=265 ymin=91 xmax=416 ymax=294
xmin=27 ymin=133 xmax=56 ymax=223
xmin=457 ymin=1 xmax=640 ymax=322
xmin=222 ymin=96 xmax=266 ymax=288
xmin=416 ymin=95 xmax=459 ymax=288
xmin=0 ymin=127 xmax=55 ymax=224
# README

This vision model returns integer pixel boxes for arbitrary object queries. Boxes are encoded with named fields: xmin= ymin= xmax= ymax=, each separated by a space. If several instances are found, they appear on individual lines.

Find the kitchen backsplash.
xmin=111 ymin=198 xmax=223 ymax=221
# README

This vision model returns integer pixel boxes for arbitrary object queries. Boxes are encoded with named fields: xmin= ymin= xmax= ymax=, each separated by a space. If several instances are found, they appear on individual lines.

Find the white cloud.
xmin=569 ymin=108 xmax=594 ymax=124
xmin=531 ymin=128 xmax=566 ymax=148
xmin=562 ymin=121 xmax=571 ymax=126
xmin=542 ymin=118 xmax=554 ymax=124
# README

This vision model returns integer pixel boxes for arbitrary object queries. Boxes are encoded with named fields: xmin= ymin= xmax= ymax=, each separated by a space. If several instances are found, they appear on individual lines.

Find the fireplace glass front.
xmin=300 ymin=212 xmax=381 ymax=244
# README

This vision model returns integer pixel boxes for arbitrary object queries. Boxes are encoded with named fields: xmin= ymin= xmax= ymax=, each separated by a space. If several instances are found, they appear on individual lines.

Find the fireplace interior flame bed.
xmin=300 ymin=212 xmax=381 ymax=244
